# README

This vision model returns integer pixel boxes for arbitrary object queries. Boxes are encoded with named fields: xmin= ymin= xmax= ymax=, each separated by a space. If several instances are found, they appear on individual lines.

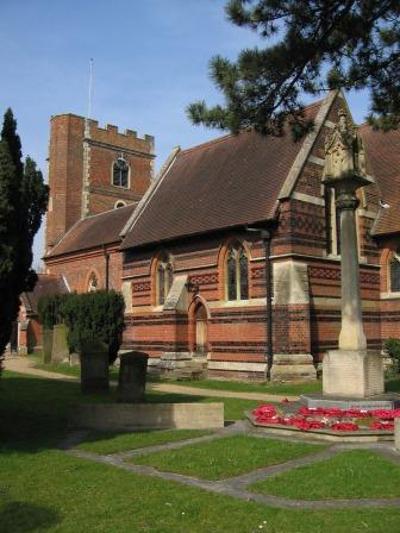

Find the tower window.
xmin=112 ymin=157 xmax=129 ymax=188
xmin=225 ymin=244 xmax=249 ymax=301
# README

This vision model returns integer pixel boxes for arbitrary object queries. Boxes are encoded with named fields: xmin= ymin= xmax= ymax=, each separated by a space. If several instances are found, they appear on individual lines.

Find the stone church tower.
xmin=45 ymin=113 xmax=155 ymax=252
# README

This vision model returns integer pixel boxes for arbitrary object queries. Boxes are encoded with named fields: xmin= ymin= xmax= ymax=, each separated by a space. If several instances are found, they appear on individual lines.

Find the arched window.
xmin=156 ymin=254 xmax=174 ymax=305
xmin=114 ymin=200 xmax=127 ymax=209
xmin=226 ymin=244 xmax=249 ymax=301
xmin=390 ymin=251 xmax=400 ymax=292
xmin=87 ymin=272 xmax=98 ymax=292
xmin=325 ymin=186 xmax=340 ymax=256
xmin=112 ymin=157 xmax=129 ymax=188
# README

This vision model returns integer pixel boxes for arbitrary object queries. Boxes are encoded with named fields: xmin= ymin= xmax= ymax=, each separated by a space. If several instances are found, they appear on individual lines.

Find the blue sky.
xmin=0 ymin=0 xmax=370 ymax=265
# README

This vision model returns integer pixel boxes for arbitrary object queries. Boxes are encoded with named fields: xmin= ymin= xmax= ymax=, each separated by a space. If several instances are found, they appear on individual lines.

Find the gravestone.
xmin=51 ymin=324 xmax=69 ymax=363
xmin=42 ymin=328 xmax=53 ymax=364
xmin=395 ymin=419 xmax=400 ymax=451
xmin=80 ymin=339 xmax=109 ymax=394
xmin=118 ymin=351 xmax=149 ymax=402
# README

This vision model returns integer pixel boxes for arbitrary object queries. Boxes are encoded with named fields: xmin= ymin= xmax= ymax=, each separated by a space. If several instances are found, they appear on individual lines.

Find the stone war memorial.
xmin=250 ymin=110 xmax=400 ymax=442
xmin=319 ymin=110 xmax=385 ymax=403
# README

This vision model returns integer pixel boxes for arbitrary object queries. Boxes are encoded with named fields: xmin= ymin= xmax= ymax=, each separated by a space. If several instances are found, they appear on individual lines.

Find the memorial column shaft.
xmin=336 ymin=190 xmax=367 ymax=351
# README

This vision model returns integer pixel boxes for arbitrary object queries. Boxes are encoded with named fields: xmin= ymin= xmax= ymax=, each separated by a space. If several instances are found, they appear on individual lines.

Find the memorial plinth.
xmin=321 ymin=109 xmax=384 ymax=401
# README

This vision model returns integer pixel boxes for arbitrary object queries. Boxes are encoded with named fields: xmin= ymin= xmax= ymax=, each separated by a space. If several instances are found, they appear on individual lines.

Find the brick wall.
xmin=46 ymin=244 xmax=122 ymax=294
xmin=45 ymin=114 xmax=154 ymax=253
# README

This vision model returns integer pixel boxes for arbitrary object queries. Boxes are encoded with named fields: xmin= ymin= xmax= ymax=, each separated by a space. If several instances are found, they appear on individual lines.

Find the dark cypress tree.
xmin=187 ymin=0 xmax=400 ymax=137
xmin=0 ymin=109 xmax=49 ymax=366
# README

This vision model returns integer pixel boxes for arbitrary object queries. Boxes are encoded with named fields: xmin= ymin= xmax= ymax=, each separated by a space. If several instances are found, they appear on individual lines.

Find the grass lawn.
xmin=2 ymin=371 xmax=400 ymax=531
xmin=132 ymin=435 xmax=325 ymax=480
xmin=78 ymin=429 xmax=211 ymax=455
xmin=162 ymin=377 xmax=322 ymax=396
xmin=250 ymin=450 xmax=400 ymax=500
xmin=32 ymin=355 xmax=119 ymax=380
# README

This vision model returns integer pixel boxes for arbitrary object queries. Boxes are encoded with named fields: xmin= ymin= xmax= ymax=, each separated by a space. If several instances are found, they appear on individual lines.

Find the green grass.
xmin=2 ymin=371 xmax=400 ymax=532
xmin=250 ymin=450 xmax=400 ymax=500
xmin=132 ymin=435 xmax=325 ymax=480
xmin=152 ymin=376 xmax=322 ymax=396
xmin=31 ymin=355 xmax=321 ymax=395
xmin=32 ymin=355 xmax=119 ymax=379
xmin=78 ymin=429 xmax=211 ymax=454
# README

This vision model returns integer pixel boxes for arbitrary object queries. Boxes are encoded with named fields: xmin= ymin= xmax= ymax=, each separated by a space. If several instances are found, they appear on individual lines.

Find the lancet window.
xmin=156 ymin=254 xmax=174 ymax=305
xmin=226 ymin=244 xmax=249 ymax=301
xmin=390 ymin=251 xmax=400 ymax=293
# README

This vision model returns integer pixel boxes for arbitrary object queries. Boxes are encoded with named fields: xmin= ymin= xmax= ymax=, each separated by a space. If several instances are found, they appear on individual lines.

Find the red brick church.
xmin=18 ymin=91 xmax=400 ymax=381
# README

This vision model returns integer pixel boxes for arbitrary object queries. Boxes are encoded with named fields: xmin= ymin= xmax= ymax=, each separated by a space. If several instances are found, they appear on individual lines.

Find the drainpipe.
xmin=245 ymin=227 xmax=273 ymax=380
xmin=103 ymin=245 xmax=110 ymax=291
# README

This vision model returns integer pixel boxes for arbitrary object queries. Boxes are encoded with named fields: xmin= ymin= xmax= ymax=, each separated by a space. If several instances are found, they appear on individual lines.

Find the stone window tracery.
xmin=112 ymin=157 xmax=129 ymax=188
xmin=226 ymin=244 xmax=249 ymax=301
xmin=390 ymin=251 xmax=400 ymax=293
xmin=156 ymin=253 xmax=174 ymax=305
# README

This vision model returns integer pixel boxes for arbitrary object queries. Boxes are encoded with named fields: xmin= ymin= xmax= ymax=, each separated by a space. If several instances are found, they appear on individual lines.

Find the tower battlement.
xmin=45 ymin=113 xmax=155 ymax=253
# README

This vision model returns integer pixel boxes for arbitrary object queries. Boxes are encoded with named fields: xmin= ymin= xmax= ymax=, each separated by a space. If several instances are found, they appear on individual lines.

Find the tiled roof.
xmin=360 ymin=125 xmax=400 ymax=236
xmin=21 ymin=274 xmax=68 ymax=314
xmin=121 ymin=101 xmax=322 ymax=249
xmin=46 ymin=203 xmax=137 ymax=257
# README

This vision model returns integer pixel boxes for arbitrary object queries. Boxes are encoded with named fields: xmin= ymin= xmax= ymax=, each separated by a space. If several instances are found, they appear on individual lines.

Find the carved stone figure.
xmin=323 ymin=109 xmax=366 ymax=182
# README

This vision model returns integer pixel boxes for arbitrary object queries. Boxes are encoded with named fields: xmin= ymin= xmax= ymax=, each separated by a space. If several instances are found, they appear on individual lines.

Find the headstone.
xmin=80 ymin=339 xmax=109 ymax=394
xmin=118 ymin=351 xmax=149 ymax=402
xmin=42 ymin=328 xmax=53 ymax=364
xmin=395 ymin=419 xmax=400 ymax=451
xmin=51 ymin=324 xmax=69 ymax=363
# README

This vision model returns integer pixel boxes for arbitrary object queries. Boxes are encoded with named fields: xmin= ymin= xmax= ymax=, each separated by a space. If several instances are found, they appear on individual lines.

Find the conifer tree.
xmin=188 ymin=0 xmax=400 ymax=137
xmin=0 ymin=109 xmax=49 ymax=365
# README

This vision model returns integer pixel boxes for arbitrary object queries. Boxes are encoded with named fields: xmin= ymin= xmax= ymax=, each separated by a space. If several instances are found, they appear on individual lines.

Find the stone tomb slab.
xmin=70 ymin=402 xmax=224 ymax=432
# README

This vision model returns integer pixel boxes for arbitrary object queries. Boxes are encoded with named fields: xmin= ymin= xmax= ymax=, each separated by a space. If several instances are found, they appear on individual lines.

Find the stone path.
xmin=4 ymin=355 xmax=76 ymax=381
xmin=63 ymin=422 xmax=400 ymax=511
xmin=4 ymin=355 xmax=299 ymax=402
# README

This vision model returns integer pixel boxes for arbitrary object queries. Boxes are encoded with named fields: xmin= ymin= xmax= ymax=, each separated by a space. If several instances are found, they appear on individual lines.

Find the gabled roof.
xmin=121 ymin=100 xmax=324 ymax=250
xmin=46 ymin=203 xmax=137 ymax=258
xmin=21 ymin=274 xmax=67 ymax=314
xmin=360 ymin=125 xmax=400 ymax=236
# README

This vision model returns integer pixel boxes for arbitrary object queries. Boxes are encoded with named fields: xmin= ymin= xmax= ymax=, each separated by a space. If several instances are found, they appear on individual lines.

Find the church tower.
xmin=45 ymin=113 xmax=155 ymax=253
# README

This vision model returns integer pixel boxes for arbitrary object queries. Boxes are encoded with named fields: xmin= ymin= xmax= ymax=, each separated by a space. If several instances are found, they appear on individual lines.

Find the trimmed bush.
xmin=37 ymin=294 xmax=68 ymax=329
xmin=38 ymin=290 xmax=125 ymax=364
xmin=385 ymin=338 xmax=400 ymax=373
